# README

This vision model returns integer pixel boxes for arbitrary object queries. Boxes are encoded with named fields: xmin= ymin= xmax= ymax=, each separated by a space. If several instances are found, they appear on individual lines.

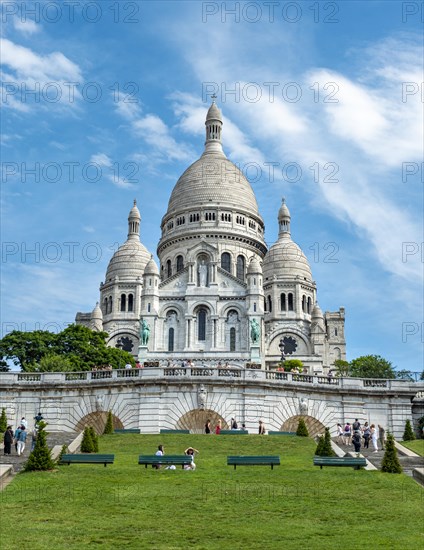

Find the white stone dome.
xmin=263 ymin=235 xmax=312 ymax=282
xmin=92 ymin=302 xmax=103 ymax=319
xmin=144 ymin=255 xmax=159 ymax=275
xmin=105 ymin=240 xmax=151 ymax=282
xmin=247 ymin=256 xmax=262 ymax=274
xmin=166 ymin=153 xmax=260 ymax=217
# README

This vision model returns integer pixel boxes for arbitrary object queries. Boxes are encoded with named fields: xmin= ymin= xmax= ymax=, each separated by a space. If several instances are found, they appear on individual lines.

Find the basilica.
xmin=76 ymin=102 xmax=346 ymax=372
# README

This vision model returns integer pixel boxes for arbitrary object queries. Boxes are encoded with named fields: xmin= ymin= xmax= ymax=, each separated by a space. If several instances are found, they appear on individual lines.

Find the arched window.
xmin=267 ymin=295 xmax=272 ymax=313
xmin=334 ymin=327 xmax=338 ymax=336
xmin=176 ymin=255 xmax=184 ymax=272
xmin=254 ymin=302 xmax=257 ymax=312
xmin=302 ymin=295 xmax=306 ymax=313
xmin=120 ymin=294 xmax=126 ymax=312
xmin=108 ymin=296 xmax=113 ymax=314
xmin=221 ymin=252 xmax=231 ymax=273
xmin=147 ymin=303 xmax=151 ymax=313
xmin=230 ymin=327 xmax=236 ymax=352
xmin=307 ymin=297 xmax=312 ymax=314
xmin=236 ymin=255 xmax=245 ymax=280
xmin=264 ymin=297 xmax=267 ymax=312
xmin=198 ymin=309 xmax=207 ymax=341
xmin=168 ymin=328 xmax=174 ymax=352
xmin=103 ymin=298 xmax=108 ymax=315
xmin=280 ymin=293 xmax=286 ymax=311
xmin=128 ymin=293 xmax=134 ymax=312
xmin=288 ymin=293 xmax=294 ymax=311
xmin=166 ymin=259 xmax=172 ymax=278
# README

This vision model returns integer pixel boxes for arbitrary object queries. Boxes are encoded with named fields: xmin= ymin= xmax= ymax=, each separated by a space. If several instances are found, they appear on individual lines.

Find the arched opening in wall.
xmin=176 ymin=409 xmax=229 ymax=434
xmin=281 ymin=415 xmax=326 ymax=438
xmin=120 ymin=294 xmax=126 ymax=312
xmin=307 ymin=297 xmax=312 ymax=314
xmin=221 ymin=252 xmax=231 ymax=273
xmin=166 ymin=259 xmax=172 ymax=278
xmin=168 ymin=327 xmax=175 ymax=352
xmin=108 ymin=296 xmax=113 ymax=314
xmin=288 ymin=293 xmax=294 ymax=311
xmin=267 ymin=295 xmax=272 ymax=313
xmin=230 ymin=327 xmax=236 ymax=352
xmin=128 ymin=293 xmax=134 ymax=312
xmin=236 ymin=255 xmax=245 ymax=280
xmin=333 ymin=347 xmax=341 ymax=360
xmin=302 ymin=295 xmax=306 ymax=313
xmin=176 ymin=255 xmax=184 ymax=272
xmin=198 ymin=309 xmax=207 ymax=341
xmin=280 ymin=293 xmax=286 ymax=311
xmin=76 ymin=411 xmax=124 ymax=434
xmin=103 ymin=297 xmax=108 ymax=315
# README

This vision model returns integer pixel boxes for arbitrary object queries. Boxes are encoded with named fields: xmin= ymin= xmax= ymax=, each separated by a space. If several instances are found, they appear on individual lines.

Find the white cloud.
xmin=13 ymin=18 xmax=40 ymax=35
xmin=90 ymin=152 xmax=133 ymax=189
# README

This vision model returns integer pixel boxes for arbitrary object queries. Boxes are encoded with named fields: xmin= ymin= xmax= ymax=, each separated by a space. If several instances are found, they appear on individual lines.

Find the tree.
xmin=80 ymin=427 xmax=95 ymax=453
xmin=333 ymin=359 xmax=350 ymax=377
xmin=381 ymin=433 xmax=402 ymax=474
xmin=0 ymin=325 xmax=134 ymax=372
xmin=349 ymin=355 xmax=396 ymax=379
xmin=103 ymin=411 xmax=114 ymax=435
xmin=296 ymin=418 xmax=309 ymax=437
xmin=89 ymin=426 xmax=99 ymax=452
xmin=23 ymin=422 xmax=55 ymax=471
xmin=403 ymin=419 xmax=415 ymax=441
xmin=315 ymin=428 xmax=335 ymax=456
xmin=57 ymin=444 xmax=68 ymax=463
xmin=0 ymin=408 xmax=7 ymax=432
xmin=283 ymin=359 xmax=303 ymax=372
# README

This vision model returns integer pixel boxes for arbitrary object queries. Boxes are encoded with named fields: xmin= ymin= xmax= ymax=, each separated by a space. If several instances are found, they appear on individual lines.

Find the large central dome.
xmin=165 ymin=102 xmax=260 ymax=220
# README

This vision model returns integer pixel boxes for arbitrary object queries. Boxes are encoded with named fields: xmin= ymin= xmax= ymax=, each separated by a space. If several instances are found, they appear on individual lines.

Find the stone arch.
xmin=176 ymin=409 xmax=229 ymax=434
xmin=76 ymin=411 xmax=124 ymax=434
xmin=281 ymin=415 xmax=326 ymax=437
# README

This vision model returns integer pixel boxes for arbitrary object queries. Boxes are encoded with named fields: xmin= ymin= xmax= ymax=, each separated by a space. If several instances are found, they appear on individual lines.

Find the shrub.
xmin=103 ymin=411 xmax=114 ymax=435
xmin=283 ymin=359 xmax=303 ymax=372
xmin=402 ymin=419 xmax=415 ymax=441
xmin=0 ymin=407 xmax=7 ymax=432
xmin=296 ymin=418 xmax=309 ymax=437
xmin=81 ymin=427 xmax=95 ymax=453
xmin=315 ymin=427 xmax=335 ymax=456
xmin=89 ymin=426 xmax=99 ymax=452
xmin=23 ymin=422 xmax=55 ymax=471
xmin=57 ymin=444 xmax=68 ymax=463
xmin=381 ymin=433 xmax=402 ymax=474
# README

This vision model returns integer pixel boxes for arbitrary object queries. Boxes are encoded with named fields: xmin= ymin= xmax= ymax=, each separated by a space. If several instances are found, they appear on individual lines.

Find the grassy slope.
xmin=401 ymin=439 xmax=424 ymax=456
xmin=0 ymin=434 xmax=422 ymax=550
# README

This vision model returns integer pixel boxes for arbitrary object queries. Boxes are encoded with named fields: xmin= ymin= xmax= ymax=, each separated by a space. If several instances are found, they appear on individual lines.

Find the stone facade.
xmin=1 ymin=370 xmax=422 ymax=439
xmin=76 ymin=102 xmax=346 ymax=371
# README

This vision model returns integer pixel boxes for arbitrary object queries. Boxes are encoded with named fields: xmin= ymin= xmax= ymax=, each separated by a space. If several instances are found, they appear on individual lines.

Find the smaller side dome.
xmin=206 ymin=101 xmax=222 ymax=122
xmin=129 ymin=199 xmax=141 ymax=220
xmin=144 ymin=255 xmax=159 ymax=275
xmin=311 ymin=303 xmax=324 ymax=319
xmin=247 ymin=256 xmax=262 ymax=274
xmin=92 ymin=302 xmax=103 ymax=319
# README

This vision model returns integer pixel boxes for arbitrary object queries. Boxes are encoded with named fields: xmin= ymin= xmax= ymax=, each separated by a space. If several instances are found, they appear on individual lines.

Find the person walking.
xmin=14 ymin=425 xmax=22 ymax=453
xmin=352 ymin=430 xmax=362 ymax=454
xmin=362 ymin=422 xmax=371 ymax=449
xmin=34 ymin=412 xmax=43 ymax=426
xmin=343 ymin=423 xmax=352 ymax=445
xmin=215 ymin=420 xmax=221 ymax=434
xmin=336 ymin=423 xmax=344 ymax=444
xmin=378 ymin=425 xmax=385 ymax=450
xmin=16 ymin=426 xmax=27 ymax=456
xmin=370 ymin=424 xmax=378 ymax=452
xmin=204 ymin=420 xmax=211 ymax=434
xmin=3 ymin=426 xmax=14 ymax=455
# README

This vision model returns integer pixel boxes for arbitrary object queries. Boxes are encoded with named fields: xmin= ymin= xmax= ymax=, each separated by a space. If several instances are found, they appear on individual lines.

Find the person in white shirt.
xmin=20 ymin=417 xmax=28 ymax=429
xmin=153 ymin=445 xmax=164 ymax=469
xmin=184 ymin=447 xmax=199 ymax=470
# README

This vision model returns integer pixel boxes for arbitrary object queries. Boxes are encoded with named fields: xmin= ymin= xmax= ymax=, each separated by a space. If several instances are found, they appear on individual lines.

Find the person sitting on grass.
xmin=184 ymin=447 xmax=199 ymax=470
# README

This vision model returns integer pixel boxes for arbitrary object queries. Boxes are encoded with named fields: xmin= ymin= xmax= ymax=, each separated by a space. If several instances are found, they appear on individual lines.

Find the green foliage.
xmin=349 ymin=355 xmax=396 ymax=379
xmin=80 ymin=427 xmax=95 ymax=453
xmin=23 ymin=422 xmax=55 ymax=472
xmin=296 ymin=418 xmax=309 ymax=437
xmin=403 ymin=419 xmax=415 ymax=441
xmin=103 ymin=411 xmax=114 ymax=435
xmin=381 ymin=433 xmax=402 ymax=474
xmin=57 ymin=444 xmax=68 ymax=463
xmin=315 ymin=428 xmax=335 ymax=456
xmin=0 ymin=325 xmax=134 ymax=372
xmin=0 ymin=408 xmax=7 ymax=432
xmin=283 ymin=359 xmax=303 ymax=372
xmin=333 ymin=359 xmax=350 ymax=376
xmin=89 ymin=427 xmax=99 ymax=452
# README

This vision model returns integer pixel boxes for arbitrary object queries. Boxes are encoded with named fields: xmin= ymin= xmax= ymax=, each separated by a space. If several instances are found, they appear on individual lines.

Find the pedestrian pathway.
xmin=332 ymin=437 xmax=424 ymax=477
xmin=0 ymin=432 xmax=77 ymax=473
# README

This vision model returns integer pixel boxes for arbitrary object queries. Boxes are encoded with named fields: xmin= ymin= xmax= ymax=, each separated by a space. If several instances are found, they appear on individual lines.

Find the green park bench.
xmin=159 ymin=429 xmax=190 ymax=434
xmin=227 ymin=456 xmax=280 ymax=470
xmin=313 ymin=456 xmax=367 ymax=470
xmin=219 ymin=430 xmax=249 ymax=435
xmin=138 ymin=454 xmax=193 ymax=469
xmin=114 ymin=429 xmax=141 ymax=434
xmin=268 ymin=431 xmax=297 ymax=436
xmin=59 ymin=454 xmax=115 ymax=467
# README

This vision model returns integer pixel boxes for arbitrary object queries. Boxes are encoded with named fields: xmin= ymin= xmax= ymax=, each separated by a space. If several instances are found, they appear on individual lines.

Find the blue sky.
xmin=1 ymin=1 xmax=423 ymax=373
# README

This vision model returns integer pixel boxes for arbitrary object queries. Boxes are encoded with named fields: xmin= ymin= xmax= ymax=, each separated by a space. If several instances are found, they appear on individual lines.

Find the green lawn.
xmin=402 ymin=439 xmax=424 ymax=456
xmin=0 ymin=434 xmax=423 ymax=549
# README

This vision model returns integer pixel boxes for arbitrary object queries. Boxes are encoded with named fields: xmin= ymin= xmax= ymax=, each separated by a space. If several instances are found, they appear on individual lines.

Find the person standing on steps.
xmin=378 ymin=424 xmax=385 ymax=450
xmin=370 ymin=424 xmax=378 ymax=452
xmin=362 ymin=422 xmax=371 ymax=449
xmin=16 ymin=426 xmax=27 ymax=456
xmin=3 ymin=426 xmax=13 ymax=455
